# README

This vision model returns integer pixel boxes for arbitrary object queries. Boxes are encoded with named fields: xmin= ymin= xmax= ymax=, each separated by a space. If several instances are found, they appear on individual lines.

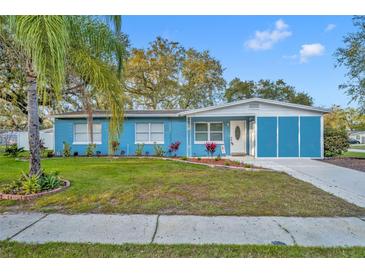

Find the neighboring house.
xmin=53 ymin=98 xmax=328 ymax=158
xmin=17 ymin=128 xmax=54 ymax=150
xmin=349 ymin=131 xmax=365 ymax=144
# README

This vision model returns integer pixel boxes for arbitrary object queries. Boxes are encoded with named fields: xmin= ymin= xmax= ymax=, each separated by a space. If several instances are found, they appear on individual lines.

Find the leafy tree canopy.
xmin=224 ymin=78 xmax=313 ymax=106
xmin=324 ymin=105 xmax=365 ymax=131
xmin=124 ymin=37 xmax=226 ymax=110
xmin=335 ymin=16 xmax=365 ymax=112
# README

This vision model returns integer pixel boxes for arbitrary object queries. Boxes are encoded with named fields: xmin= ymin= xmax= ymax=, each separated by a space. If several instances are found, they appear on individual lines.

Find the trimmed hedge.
xmin=324 ymin=127 xmax=349 ymax=157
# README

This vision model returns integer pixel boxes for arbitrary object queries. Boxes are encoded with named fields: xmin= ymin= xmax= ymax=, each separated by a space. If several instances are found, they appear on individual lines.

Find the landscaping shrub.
xmin=4 ymin=144 xmax=24 ymax=157
xmin=168 ymin=141 xmax=181 ymax=157
xmin=38 ymin=171 xmax=61 ymax=191
xmin=181 ymin=156 xmax=188 ymax=161
xmin=110 ymin=140 xmax=120 ymax=155
xmin=153 ymin=144 xmax=165 ymax=157
xmin=205 ymin=142 xmax=217 ymax=157
xmin=1 ymin=170 xmax=62 ymax=195
xmin=197 ymin=157 xmax=201 ymax=161
xmin=47 ymin=151 xmax=54 ymax=158
xmin=324 ymin=127 xmax=349 ymax=157
xmin=63 ymin=142 xmax=71 ymax=157
xmin=22 ymin=175 xmax=42 ymax=194
xmin=135 ymin=144 xmax=144 ymax=156
xmin=86 ymin=144 xmax=96 ymax=157
xmin=73 ymin=151 xmax=79 ymax=157
xmin=215 ymin=155 xmax=221 ymax=161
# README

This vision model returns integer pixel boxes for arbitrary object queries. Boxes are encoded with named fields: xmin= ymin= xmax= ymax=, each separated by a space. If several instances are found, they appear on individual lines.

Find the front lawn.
xmin=1 ymin=241 xmax=365 ymax=258
xmin=350 ymin=144 xmax=365 ymax=150
xmin=342 ymin=151 xmax=365 ymax=158
xmin=0 ymin=156 xmax=364 ymax=216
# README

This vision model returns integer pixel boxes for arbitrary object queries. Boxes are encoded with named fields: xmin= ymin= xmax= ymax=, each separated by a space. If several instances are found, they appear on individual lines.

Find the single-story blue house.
xmin=53 ymin=98 xmax=328 ymax=158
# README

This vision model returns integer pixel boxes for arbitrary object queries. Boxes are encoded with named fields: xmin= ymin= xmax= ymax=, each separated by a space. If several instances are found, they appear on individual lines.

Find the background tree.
xmin=224 ymin=78 xmax=313 ymax=106
xmin=324 ymin=105 xmax=365 ymax=131
xmin=0 ymin=16 xmax=125 ymax=176
xmin=177 ymin=49 xmax=225 ymax=109
xmin=124 ymin=37 xmax=182 ymax=109
xmin=335 ymin=16 xmax=365 ymax=112
xmin=124 ymin=37 xmax=225 ymax=109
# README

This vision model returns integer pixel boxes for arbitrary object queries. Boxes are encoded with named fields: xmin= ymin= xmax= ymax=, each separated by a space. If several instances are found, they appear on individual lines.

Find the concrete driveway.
xmin=230 ymin=157 xmax=365 ymax=208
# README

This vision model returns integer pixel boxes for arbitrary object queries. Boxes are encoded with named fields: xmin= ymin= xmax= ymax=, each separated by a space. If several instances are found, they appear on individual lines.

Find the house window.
xmin=73 ymin=123 xmax=102 ymax=144
xmin=135 ymin=123 xmax=164 ymax=144
xmin=194 ymin=122 xmax=224 ymax=144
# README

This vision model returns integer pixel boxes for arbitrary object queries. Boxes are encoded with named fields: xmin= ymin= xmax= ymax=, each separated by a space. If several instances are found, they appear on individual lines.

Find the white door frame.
xmin=230 ymin=120 xmax=246 ymax=156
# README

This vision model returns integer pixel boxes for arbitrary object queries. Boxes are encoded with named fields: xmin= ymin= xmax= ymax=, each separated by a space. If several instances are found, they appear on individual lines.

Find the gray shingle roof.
xmin=53 ymin=109 xmax=185 ymax=118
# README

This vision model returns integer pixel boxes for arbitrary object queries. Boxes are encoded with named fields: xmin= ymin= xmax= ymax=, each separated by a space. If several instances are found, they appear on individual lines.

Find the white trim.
xmin=53 ymin=113 xmax=181 ymax=118
xmin=185 ymin=116 xmax=188 ymax=157
xmin=320 ymin=115 xmax=324 ymax=159
xmin=189 ymin=117 xmax=192 ymax=157
xmin=276 ymin=116 xmax=279 ymax=158
xmin=298 ymin=115 xmax=301 ymax=157
xmin=179 ymin=97 xmax=329 ymax=116
xmin=135 ymin=122 xmax=165 ymax=145
xmin=254 ymin=116 xmax=258 ymax=158
xmin=72 ymin=142 xmax=102 ymax=145
xmin=193 ymin=121 xmax=224 ymax=144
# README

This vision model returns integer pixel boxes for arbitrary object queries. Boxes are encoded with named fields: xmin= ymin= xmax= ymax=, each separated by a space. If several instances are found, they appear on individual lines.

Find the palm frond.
xmin=69 ymin=47 xmax=125 ymax=144
xmin=13 ymin=16 xmax=69 ymax=100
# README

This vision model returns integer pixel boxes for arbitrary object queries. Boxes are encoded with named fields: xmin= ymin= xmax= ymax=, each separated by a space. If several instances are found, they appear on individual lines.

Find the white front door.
xmin=230 ymin=121 xmax=246 ymax=156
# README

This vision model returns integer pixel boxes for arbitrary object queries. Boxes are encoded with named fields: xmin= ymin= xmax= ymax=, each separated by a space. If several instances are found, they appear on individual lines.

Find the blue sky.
xmin=123 ymin=16 xmax=357 ymax=108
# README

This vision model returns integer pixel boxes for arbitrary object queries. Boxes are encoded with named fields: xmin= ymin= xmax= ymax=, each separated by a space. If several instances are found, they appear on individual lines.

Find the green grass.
xmin=1 ymin=156 xmax=365 ymax=216
xmin=350 ymin=144 xmax=365 ymax=150
xmin=342 ymin=151 xmax=365 ymax=158
xmin=1 ymin=241 xmax=365 ymax=258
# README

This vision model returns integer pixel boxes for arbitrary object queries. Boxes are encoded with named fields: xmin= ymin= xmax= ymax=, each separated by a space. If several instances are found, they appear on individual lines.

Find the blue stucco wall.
xmin=279 ymin=117 xmax=299 ymax=157
xmin=300 ymin=116 xmax=321 ymax=157
xmin=54 ymin=118 xmax=109 ymax=156
xmin=189 ymin=116 xmax=252 ymax=157
xmin=257 ymin=117 xmax=277 ymax=157
xmin=118 ymin=117 xmax=186 ymax=156
xmin=54 ymin=117 xmax=187 ymax=156
xmin=54 ymin=114 xmax=322 ymax=158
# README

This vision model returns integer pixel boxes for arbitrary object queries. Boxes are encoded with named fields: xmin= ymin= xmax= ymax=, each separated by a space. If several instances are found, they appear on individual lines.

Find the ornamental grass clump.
xmin=153 ymin=144 xmax=165 ymax=157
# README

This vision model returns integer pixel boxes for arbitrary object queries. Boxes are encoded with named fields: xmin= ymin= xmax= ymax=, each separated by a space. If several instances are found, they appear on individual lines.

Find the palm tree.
xmin=0 ymin=16 xmax=124 ymax=175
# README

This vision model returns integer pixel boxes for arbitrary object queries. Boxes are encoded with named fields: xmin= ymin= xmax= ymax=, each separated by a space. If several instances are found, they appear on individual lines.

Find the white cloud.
xmin=325 ymin=24 xmax=336 ymax=31
xmin=245 ymin=19 xmax=292 ymax=50
xmin=299 ymin=43 xmax=325 ymax=63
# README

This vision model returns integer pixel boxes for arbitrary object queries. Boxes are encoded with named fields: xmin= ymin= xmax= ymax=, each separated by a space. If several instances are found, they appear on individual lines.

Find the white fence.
xmin=17 ymin=129 xmax=54 ymax=150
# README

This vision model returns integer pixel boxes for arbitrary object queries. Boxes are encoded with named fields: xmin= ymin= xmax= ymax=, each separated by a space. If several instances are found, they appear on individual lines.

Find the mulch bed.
xmin=0 ymin=179 xmax=70 ymax=201
xmin=319 ymin=157 xmax=365 ymax=173
xmin=188 ymin=158 xmax=249 ymax=167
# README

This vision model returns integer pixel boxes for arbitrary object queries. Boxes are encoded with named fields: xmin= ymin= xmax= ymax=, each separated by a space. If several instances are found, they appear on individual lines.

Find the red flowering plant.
xmin=168 ymin=141 xmax=181 ymax=157
xmin=205 ymin=142 xmax=217 ymax=158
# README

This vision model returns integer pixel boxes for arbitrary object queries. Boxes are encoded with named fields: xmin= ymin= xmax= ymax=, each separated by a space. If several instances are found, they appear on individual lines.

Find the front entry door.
xmin=230 ymin=121 xmax=246 ymax=156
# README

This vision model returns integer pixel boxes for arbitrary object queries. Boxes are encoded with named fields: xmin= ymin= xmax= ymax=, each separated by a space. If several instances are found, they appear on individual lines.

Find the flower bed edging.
xmin=0 ymin=179 xmax=71 ymax=201
xmin=163 ymin=157 xmax=269 ymax=172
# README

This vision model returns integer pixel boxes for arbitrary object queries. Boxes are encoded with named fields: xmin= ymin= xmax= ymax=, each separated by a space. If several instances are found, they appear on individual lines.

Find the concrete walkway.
xmin=1 ymin=213 xmax=365 ymax=247
xmin=229 ymin=157 xmax=365 ymax=208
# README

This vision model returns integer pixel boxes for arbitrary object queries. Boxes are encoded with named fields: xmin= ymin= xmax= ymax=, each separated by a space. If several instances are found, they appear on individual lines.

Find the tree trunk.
xmin=87 ymin=104 xmax=93 ymax=144
xmin=27 ymin=76 xmax=41 ymax=176
xmin=80 ymin=86 xmax=93 ymax=144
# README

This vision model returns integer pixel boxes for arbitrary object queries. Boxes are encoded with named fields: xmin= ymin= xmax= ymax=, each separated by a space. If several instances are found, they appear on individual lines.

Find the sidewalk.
xmin=1 ymin=213 xmax=365 ymax=247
